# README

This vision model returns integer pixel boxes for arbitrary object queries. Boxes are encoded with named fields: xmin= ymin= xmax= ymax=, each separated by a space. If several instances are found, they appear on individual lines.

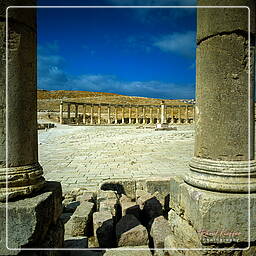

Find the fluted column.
xmin=59 ymin=100 xmax=63 ymax=124
xmin=107 ymin=106 xmax=111 ymax=124
xmin=0 ymin=3 xmax=45 ymax=201
xmin=83 ymin=104 xmax=86 ymax=124
xmin=90 ymin=105 xmax=94 ymax=125
xmin=184 ymin=0 xmax=256 ymax=192
xmin=97 ymin=105 xmax=101 ymax=124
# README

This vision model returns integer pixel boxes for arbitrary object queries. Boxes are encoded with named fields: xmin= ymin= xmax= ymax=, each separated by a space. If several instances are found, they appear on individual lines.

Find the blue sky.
xmin=37 ymin=0 xmax=196 ymax=99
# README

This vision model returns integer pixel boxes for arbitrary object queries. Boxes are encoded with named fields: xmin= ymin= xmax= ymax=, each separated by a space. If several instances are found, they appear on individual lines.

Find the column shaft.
xmin=59 ymin=101 xmax=63 ymax=124
xmin=121 ymin=107 xmax=125 ymax=124
xmin=142 ymin=107 xmax=146 ymax=124
xmin=150 ymin=108 xmax=153 ymax=124
xmin=98 ymin=106 xmax=101 ymax=124
xmin=107 ymin=106 xmax=111 ymax=124
xmin=67 ymin=104 xmax=71 ymax=120
xmin=178 ymin=106 xmax=181 ymax=124
xmin=115 ymin=107 xmax=118 ymax=124
xmin=128 ymin=107 xmax=132 ymax=124
xmin=135 ymin=107 xmax=139 ymax=124
xmin=75 ymin=104 xmax=78 ymax=119
xmin=0 ymin=4 xmax=45 ymax=201
xmin=83 ymin=104 xmax=86 ymax=124
xmin=90 ymin=105 xmax=94 ymax=125
xmin=185 ymin=0 xmax=256 ymax=192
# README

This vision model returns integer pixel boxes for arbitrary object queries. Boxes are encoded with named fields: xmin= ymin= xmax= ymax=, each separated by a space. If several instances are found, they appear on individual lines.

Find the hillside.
xmin=37 ymin=90 xmax=191 ymax=112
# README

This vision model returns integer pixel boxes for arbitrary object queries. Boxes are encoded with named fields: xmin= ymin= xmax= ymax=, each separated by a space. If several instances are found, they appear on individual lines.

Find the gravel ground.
xmin=38 ymin=124 xmax=195 ymax=193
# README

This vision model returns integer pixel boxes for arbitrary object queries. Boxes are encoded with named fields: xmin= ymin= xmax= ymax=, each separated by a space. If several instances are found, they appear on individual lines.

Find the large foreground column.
xmin=184 ymin=1 xmax=256 ymax=192
xmin=0 ymin=3 xmax=45 ymax=201
xmin=160 ymin=101 xmax=166 ymax=124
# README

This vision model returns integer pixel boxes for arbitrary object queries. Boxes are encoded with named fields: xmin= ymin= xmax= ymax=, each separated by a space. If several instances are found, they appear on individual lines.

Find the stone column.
xmin=184 ymin=1 xmax=256 ymax=193
xmin=185 ymin=105 xmax=189 ymax=124
xmin=192 ymin=104 xmax=195 ymax=123
xmin=75 ymin=104 xmax=78 ymax=119
xmin=107 ymin=106 xmax=111 ymax=124
xmin=135 ymin=107 xmax=139 ymax=124
xmin=121 ymin=107 xmax=125 ymax=124
xmin=67 ymin=103 xmax=71 ymax=120
xmin=59 ymin=100 xmax=63 ymax=124
xmin=170 ymin=106 xmax=174 ymax=124
xmin=97 ymin=105 xmax=101 ymax=125
xmin=150 ymin=107 xmax=153 ymax=124
xmin=156 ymin=108 xmax=160 ymax=124
xmin=128 ymin=107 xmax=132 ymax=124
xmin=0 ymin=4 xmax=45 ymax=201
xmin=160 ymin=101 xmax=166 ymax=124
xmin=83 ymin=104 xmax=86 ymax=124
xmin=90 ymin=105 xmax=94 ymax=125
xmin=114 ymin=107 xmax=118 ymax=124
xmin=177 ymin=106 xmax=181 ymax=124
xmin=142 ymin=107 xmax=146 ymax=124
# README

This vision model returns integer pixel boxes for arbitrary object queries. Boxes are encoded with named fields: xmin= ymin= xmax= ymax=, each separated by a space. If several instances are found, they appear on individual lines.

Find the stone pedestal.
xmin=0 ymin=181 xmax=64 ymax=255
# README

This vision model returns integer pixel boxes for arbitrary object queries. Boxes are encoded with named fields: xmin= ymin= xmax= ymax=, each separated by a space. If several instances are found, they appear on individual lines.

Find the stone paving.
xmin=38 ymin=124 xmax=195 ymax=193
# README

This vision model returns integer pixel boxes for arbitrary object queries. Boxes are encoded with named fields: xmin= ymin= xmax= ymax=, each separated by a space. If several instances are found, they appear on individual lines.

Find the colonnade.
xmin=59 ymin=101 xmax=195 ymax=125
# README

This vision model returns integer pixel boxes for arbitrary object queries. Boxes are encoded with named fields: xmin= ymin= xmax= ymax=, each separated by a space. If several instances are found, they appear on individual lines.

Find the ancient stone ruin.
xmin=0 ymin=0 xmax=256 ymax=255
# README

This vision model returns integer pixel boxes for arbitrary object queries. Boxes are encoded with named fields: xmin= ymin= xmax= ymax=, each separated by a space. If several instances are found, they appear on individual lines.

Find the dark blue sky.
xmin=37 ymin=0 xmax=196 ymax=99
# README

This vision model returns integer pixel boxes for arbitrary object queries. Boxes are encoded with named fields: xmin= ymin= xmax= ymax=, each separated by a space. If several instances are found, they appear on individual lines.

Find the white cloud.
xmin=154 ymin=30 xmax=196 ymax=58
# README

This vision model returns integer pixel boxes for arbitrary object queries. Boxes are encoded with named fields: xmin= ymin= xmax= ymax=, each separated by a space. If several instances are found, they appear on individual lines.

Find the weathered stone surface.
xmin=116 ymin=215 xmax=148 ymax=247
xmin=150 ymin=216 xmax=171 ymax=248
xmin=65 ymin=201 xmax=94 ymax=237
xmin=76 ymin=191 xmax=95 ymax=203
xmin=0 ymin=181 xmax=63 ymax=255
xmin=170 ymin=181 xmax=256 ymax=243
xmin=97 ymin=191 xmax=117 ymax=210
xmin=93 ymin=211 xmax=115 ymax=248
xmin=99 ymin=199 xmax=118 ymax=217
xmin=104 ymin=246 xmax=152 ymax=256
xmin=63 ymin=198 xmax=75 ymax=208
xmin=197 ymin=0 xmax=255 ymax=43
xmin=144 ymin=178 xmax=170 ymax=210
xmin=64 ymin=236 xmax=88 ymax=248
xmin=100 ymin=180 xmax=136 ymax=200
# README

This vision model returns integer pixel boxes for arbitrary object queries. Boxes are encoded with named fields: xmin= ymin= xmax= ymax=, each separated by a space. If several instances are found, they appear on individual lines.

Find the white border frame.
xmin=5 ymin=5 xmax=252 ymax=253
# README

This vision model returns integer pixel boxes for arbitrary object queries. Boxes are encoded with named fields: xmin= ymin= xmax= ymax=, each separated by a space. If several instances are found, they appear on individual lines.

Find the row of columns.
xmin=59 ymin=102 xmax=195 ymax=125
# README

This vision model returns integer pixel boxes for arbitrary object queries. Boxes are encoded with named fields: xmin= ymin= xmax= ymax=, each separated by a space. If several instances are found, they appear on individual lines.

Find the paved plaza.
xmin=38 ymin=124 xmax=195 ymax=193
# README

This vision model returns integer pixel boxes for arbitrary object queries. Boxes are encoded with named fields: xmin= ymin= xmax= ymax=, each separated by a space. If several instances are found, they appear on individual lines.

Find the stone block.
xmin=64 ymin=236 xmax=88 ymax=248
xmin=116 ymin=215 xmax=148 ymax=247
xmin=144 ymin=178 xmax=170 ymax=210
xmin=64 ymin=201 xmax=80 ymax=213
xmin=99 ymin=199 xmax=118 ymax=217
xmin=137 ymin=192 xmax=163 ymax=226
xmin=121 ymin=201 xmax=140 ymax=220
xmin=104 ymin=246 xmax=152 ymax=256
xmin=100 ymin=180 xmax=136 ymax=200
xmin=97 ymin=191 xmax=117 ymax=211
xmin=93 ymin=211 xmax=115 ymax=248
xmin=76 ymin=191 xmax=95 ymax=203
xmin=65 ymin=201 xmax=94 ymax=237
xmin=170 ymin=181 xmax=256 ymax=244
xmin=150 ymin=216 xmax=171 ymax=248
xmin=0 ymin=181 xmax=63 ymax=255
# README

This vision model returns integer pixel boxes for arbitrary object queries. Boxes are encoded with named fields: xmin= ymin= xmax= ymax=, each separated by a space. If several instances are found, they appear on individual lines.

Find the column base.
xmin=168 ymin=176 xmax=256 ymax=248
xmin=184 ymin=157 xmax=256 ymax=193
xmin=0 ymin=163 xmax=45 ymax=202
